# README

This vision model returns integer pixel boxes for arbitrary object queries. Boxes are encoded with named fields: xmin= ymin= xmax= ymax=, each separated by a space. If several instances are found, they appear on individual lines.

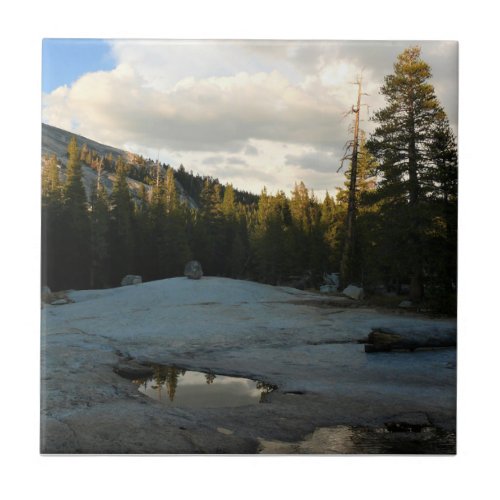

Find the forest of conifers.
xmin=41 ymin=47 xmax=457 ymax=313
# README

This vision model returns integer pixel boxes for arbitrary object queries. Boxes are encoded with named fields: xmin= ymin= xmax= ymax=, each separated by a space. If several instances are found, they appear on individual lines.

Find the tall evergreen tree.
xmin=192 ymin=179 xmax=225 ymax=274
xmin=89 ymin=162 xmax=110 ymax=288
xmin=160 ymin=168 xmax=191 ymax=276
xmin=220 ymin=184 xmax=242 ymax=276
xmin=41 ymin=155 xmax=64 ymax=289
xmin=251 ymin=189 xmax=293 ymax=284
xmin=164 ymin=167 xmax=179 ymax=213
xmin=108 ymin=157 xmax=135 ymax=284
xmin=60 ymin=137 xmax=91 ymax=289
xmin=423 ymin=114 xmax=458 ymax=309
xmin=289 ymin=183 xmax=307 ymax=273
xmin=320 ymin=192 xmax=339 ymax=272
xmin=367 ymin=46 xmax=452 ymax=301
xmin=42 ymin=154 xmax=61 ymax=198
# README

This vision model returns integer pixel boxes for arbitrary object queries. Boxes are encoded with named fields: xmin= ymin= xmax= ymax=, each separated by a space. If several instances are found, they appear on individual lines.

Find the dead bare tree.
xmin=339 ymin=77 xmax=367 ymax=289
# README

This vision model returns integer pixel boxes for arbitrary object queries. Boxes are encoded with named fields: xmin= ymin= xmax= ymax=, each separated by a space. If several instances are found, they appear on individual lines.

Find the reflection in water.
xmin=133 ymin=365 xmax=276 ymax=408
xmin=259 ymin=425 xmax=456 ymax=454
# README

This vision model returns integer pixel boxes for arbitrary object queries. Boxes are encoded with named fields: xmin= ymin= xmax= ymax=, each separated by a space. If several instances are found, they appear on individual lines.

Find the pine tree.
xmin=160 ymin=168 xmax=191 ymax=277
xmin=108 ymin=157 xmax=135 ymax=284
xmin=60 ymin=137 xmax=91 ymax=289
xmin=89 ymin=161 xmax=110 ymax=288
xmin=289 ymin=182 xmax=314 ymax=274
xmin=222 ymin=184 xmax=236 ymax=217
xmin=80 ymin=143 xmax=89 ymax=163
xmin=42 ymin=154 xmax=61 ymax=198
xmin=320 ymin=191 xmax=340 ymax=274
xmin=367 ymin=46 xmax=451 ymax=301
xmin=163 ymin=167 xmax=179 ymax=213
xmin=134 ymin=184 xmax=156 ymax=281
xmin=422 ymin=114 xmax=458 ymax=309
xmin=251 ymin=189 xmax=293 ymax=284
xmin=193 ymin=179 xmax=224 ymax=275
xmin=221 ymin=184 xmax=242 ymax=276
xmin=41 ymin=155 xmax=64 ymax=289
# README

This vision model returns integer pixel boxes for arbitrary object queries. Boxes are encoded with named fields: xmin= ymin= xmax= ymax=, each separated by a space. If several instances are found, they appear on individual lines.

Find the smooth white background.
xmin=1 ymin=1 xmax=498 ymax=499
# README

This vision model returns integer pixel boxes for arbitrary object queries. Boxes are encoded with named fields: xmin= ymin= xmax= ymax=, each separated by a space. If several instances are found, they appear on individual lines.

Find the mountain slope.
xmin=41 ymin=123 xmax=198 ymax=208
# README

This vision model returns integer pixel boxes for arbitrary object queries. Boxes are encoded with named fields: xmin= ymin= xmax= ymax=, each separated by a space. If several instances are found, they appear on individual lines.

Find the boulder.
xmin=46 ymin=290 xmax=73 ymax=305
xmin=323 ymin=272 xmax=340 ymax=289
xmin=398 ymin=300 xmax=413 ymax=308
xmin=320 ymin=284 xmax=337 ymax=294
xmin=342 ymin=285 xmax=364 ymax=300
xmin=51 ymin=298 xmax=69 ymax=306
xmin=41 ymin=286 xmax=52 ymax=304
xmin=121 ymin=275 xmax=142 ymax=286
xmin=184 ymin=260 xmax=203 ymax=280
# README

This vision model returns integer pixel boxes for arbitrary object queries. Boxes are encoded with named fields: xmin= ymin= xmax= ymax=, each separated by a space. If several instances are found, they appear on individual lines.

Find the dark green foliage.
xmin=251 ymin=189 xmax=293 ymax=284
xmin=89 ymin=172 xmax=110 ymax=288
xmin=41 ymin=138 xmax=91 ymax=290
xmin=157 ymin=169 xmax=191 ymax=277
xmin=42 ymin=145 xmax=339 ymax=293
xmin=366 ymin=46 xmax=457 ymax=308
xmin=108 ymin=158 xmax=135 ymax=285
xmin=60 ymin=137 xmax=91 ymax=289
xmin=192 ymin=180 xmax=225 ymax=275
xmin=41 ymin=155 xmax=64 ymax=289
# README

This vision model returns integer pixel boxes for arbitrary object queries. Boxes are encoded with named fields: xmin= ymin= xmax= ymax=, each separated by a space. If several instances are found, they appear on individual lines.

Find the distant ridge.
xmin=42 ymin=123 xmax=127 ymax=163
xmin=41 ymin=123 xmax=198 ymax=208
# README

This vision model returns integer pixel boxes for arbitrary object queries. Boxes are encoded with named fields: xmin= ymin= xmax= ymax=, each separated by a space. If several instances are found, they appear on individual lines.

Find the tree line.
xmin=41 ymin=46 xmax=457 ymax=312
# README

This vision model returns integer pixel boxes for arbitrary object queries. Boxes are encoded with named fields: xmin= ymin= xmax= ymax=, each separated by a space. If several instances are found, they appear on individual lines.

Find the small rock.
xmin=342 ymin=285 xmax=364 ymax=300
xmin=217 ymin=427 xmax=234 ymax=435
xmin=184 ymin=260 xmax=203 ymax=280
xmin=51 ymin=299 xmax=69 ymax=306
xmin=398 ymin=300 xmax=413 ymax=308
xmin=121 ymin=275 xmax=142 ymax=286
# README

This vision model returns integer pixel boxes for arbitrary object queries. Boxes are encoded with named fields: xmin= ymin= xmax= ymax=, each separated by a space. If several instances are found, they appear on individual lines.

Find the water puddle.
xmin=259 ymin=425 xmax=455 ymax=454
xmin=131 ymin=364 xmax=276 ymax=408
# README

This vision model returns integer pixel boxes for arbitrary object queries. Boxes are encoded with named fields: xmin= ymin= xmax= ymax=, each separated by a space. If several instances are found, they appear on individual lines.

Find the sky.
xmin=42 ymin=39 xmax=458 ymax=198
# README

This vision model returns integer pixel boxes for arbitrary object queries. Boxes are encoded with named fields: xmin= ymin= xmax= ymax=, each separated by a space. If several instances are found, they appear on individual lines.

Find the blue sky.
xmin=42 ymin=39 xmax=115 ymax=93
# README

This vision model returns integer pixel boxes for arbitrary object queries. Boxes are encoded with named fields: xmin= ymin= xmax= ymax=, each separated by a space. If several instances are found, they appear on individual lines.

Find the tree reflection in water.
xmin=135 ymin=365 xmax=186 ymax=401
xmin=256 ymin=381 xmax=278 ymax=402
xmin=132 ymin=365 xmax=277 ymax=406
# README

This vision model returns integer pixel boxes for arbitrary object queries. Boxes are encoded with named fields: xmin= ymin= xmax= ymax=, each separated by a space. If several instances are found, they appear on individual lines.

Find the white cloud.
xmin=285 ymin=149 xmax=337 ymax=173
xmin=42 ymin=40 xmax=458 ymax=197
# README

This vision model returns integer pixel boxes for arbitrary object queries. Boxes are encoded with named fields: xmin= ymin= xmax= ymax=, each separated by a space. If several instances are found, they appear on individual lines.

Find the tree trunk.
xmin=340 ymin=79 xmax=362 ymax=289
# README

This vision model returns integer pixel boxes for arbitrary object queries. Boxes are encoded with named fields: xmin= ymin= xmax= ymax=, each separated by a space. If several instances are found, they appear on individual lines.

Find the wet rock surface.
xmin=40 ymin=277 xmax=456 ymax=454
